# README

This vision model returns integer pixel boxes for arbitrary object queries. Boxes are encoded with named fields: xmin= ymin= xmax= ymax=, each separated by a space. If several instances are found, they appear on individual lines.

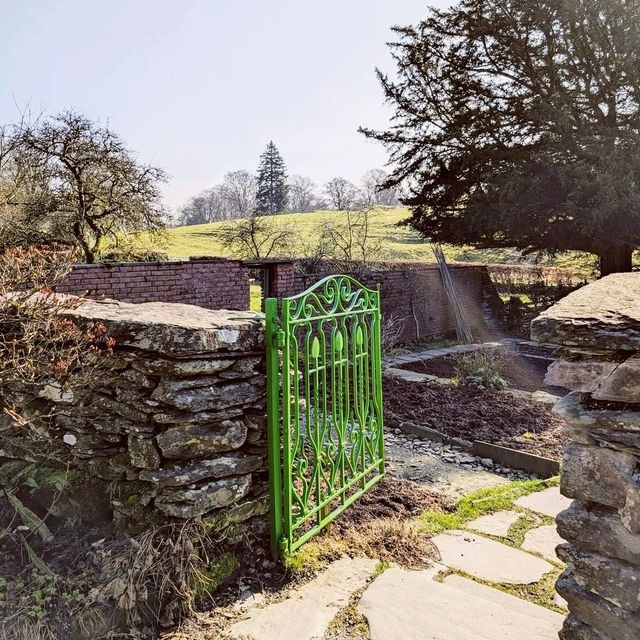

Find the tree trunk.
xmin=599 ymin=244 xmax=633 ymax=277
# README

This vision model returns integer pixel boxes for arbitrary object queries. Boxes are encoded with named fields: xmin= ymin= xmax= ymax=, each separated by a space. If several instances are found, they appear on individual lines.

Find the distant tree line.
xmin=176 ymin=141 xmax=400 ymax=226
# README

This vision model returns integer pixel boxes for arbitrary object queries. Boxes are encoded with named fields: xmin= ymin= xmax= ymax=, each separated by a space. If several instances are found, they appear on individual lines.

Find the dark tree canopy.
xmin=362 ymin=0 xmax=640 ymax=275
xmin=255 ymin=141 xmax=288 ymax=214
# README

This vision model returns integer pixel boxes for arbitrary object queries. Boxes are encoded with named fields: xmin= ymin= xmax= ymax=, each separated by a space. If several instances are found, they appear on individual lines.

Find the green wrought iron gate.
xmin=265 ymin=275 xmax=385 ymax=558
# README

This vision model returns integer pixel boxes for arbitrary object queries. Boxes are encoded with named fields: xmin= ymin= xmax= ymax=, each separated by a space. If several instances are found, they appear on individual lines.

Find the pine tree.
xmin=255 ymin=141 xmax=288 ymax=214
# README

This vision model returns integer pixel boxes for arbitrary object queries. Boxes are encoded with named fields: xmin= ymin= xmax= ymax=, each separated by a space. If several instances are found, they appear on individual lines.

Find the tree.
xmin=255 ymin=141 xmax=288 ymax=214
xmin=221 ymin=170 xmax=256 ymax=216
xmin=319 ymin=206 xmax=382 ymax=265
xmin=361 ymin=0 xmax=640 ymax=276
xmin=179 ymin=185 xmax=229 ymax=225
xmin=215 ymin=215 xmax=293 ymax=259
xmin=324 ymin=177 xmax=360 ymax=210
xmin=361 ymin=169 xmax=398 ymax=207
xmin=1 ymin=111 xmax=166 ymax=263
xmin=287 ymin=175 xmax=317 ymax=212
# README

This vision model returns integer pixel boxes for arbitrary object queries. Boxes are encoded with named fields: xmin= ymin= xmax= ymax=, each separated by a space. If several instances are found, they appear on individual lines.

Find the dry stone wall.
xmin=532 ymin=273 xmax=640 ymax=640
xmin=1 ymin=297 xmax=268 ymax=532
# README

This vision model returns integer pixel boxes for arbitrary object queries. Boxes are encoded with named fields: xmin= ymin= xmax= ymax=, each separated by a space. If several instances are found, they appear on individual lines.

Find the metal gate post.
xmin=264 ymin=297 xmax=283 ymax=559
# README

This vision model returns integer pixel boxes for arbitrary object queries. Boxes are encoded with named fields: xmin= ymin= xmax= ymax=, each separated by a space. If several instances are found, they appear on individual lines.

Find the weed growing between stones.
xmin=451 ymin=567 xmax=567 ymax=613
xmin=419 ymin=477 xmax=559 ymax=534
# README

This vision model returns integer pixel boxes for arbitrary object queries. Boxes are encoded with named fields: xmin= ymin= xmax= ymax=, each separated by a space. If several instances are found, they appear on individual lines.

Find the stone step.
xmin=359 ymin=566 xmax=563 ymax=640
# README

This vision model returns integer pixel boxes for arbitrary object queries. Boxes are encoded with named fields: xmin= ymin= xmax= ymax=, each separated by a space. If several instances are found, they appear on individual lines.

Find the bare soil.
xmin=398 ymin=352 xmax=563 ymax=393
xmin=331 ymin=476 xmax=450 ymax=531
xmin=383 ymin=376 xmax=567 ymax=460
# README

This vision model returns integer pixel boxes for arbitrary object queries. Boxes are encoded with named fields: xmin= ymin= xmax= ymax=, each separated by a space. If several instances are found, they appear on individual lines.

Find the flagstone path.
xmin=224 ymin=486 xmax=570 ymax=640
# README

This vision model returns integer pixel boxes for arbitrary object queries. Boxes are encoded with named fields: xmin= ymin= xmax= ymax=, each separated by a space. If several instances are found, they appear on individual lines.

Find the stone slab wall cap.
xmin=545 ymin=358 xmax=620 ymax=393
xmin=553 ymin=392 xmax=640 ymax=432
xmin=531 ymin=273 xmax=640 ymax=350
xmin=65 ymin=298 xmax=264 ymax=356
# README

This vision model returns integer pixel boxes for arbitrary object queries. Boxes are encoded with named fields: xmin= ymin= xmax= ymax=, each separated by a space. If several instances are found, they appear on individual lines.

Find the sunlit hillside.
xmin=158 ymin=208 xmax=599 ymax=277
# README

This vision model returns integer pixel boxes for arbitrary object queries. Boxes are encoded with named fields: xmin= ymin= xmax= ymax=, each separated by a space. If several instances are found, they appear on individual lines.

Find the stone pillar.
xmin=531 ymin=273 xmax=640 ymax=640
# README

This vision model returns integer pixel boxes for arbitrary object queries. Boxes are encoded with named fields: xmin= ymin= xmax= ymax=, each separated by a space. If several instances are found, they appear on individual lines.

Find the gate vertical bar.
xmin=264 ymin=297 xmax=282 ymax=559
xmin=374 ymin=284 xmax=386 ymax=474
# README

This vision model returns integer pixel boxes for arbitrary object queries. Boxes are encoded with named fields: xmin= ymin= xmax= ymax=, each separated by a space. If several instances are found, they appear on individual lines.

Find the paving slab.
xmin=514 ymin=487 xmax=573 ymax=518
xmin=443 ymin=574 xmax=564 ymax=627
xmin=432 ymin=530 xmax=554 ymax=584
xmin=359 ymin=566 xmax=563 ymax=640
xmin=522 ymin=525 xmax=565 ymax=563
xmin=467 ymin=511 xmax=522 ymax=537
xmin=227 ymin=557 xmax=377 ymax=640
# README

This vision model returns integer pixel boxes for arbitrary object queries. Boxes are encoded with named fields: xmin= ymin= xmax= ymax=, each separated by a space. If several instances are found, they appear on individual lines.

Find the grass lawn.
xmin=152 ymin=208 xmax=600 ymax=277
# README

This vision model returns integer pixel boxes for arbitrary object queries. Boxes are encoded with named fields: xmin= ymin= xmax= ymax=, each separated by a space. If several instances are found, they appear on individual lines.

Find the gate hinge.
xmin=275 ymin=330 xmax=286 ymax=349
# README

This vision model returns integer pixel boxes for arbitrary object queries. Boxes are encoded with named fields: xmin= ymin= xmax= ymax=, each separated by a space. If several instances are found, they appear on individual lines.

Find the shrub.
xmin=453 ymin=349 xmax=508 ymax=391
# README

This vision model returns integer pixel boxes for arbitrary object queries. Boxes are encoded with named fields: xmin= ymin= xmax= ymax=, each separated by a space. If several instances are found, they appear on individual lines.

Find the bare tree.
xmin=179 ymin=185 xmax=229 ymax=225
xmin=2 ymin=111 xmax=166 ymax=263
xmin=319 ymin=206 xmax=382 ymax=265
xmin=361 ymin=169 xmax=398 ymax=207
xmin=0 ymin=245 xmax=112 ymax=430
xmin=324 ymin=177 xmax=360 ymax=211
xmin=215 ymin=215 xmax=293 ymax=259
xmin=221 ymin=170 xmax=256 ymax=216
xmin=287 ymin=175 xmax=317 ymax=212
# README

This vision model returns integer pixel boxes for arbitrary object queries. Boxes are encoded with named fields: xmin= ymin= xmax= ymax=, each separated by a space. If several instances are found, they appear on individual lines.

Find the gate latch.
xmin=275 ymin=330 xmax=286 ymax=349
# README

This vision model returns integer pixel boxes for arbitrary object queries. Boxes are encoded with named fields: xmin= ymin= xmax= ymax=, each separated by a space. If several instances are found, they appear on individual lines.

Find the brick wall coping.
xmin=70 ymin=257 xmax=242 ymax=270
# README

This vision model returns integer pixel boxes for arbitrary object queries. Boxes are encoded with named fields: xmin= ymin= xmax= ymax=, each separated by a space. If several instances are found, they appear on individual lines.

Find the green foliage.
xmin=453 ymin=350 xmax=508 ymax=391
xmin=284 ymin=544 xmax=325 ymax=575
xmin=196 ymin=553 xmax=239 ymax=598
xmin=362 ymin=0 xmax=640 ymax=275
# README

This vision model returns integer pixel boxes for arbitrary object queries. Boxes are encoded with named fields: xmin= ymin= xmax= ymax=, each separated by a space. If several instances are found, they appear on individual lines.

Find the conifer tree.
xmin=362 ymin=0 xmax=640 ymax=276
xmin=255 ymin=141 xmax=288 ymax=214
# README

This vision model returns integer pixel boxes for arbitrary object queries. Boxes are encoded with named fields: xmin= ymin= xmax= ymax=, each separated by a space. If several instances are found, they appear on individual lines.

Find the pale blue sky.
xmin=0 ymin=1 xmax=449 ymax=210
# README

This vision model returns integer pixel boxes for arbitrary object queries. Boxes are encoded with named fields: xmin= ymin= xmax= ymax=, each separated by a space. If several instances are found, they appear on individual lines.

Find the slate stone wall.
xmin=1 ymin=298 xmax=268 ymax=534
xmin=532 ymin=273 xmax=640 ymax=640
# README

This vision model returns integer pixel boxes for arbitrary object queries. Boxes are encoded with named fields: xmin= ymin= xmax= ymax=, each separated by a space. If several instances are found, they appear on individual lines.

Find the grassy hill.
xmin=157 ymin=208 xmax=599 ymax=277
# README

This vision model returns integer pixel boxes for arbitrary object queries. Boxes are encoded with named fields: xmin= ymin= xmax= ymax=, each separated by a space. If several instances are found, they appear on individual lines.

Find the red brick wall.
xmin=289 ymin=262 xmax=502 ymax=343
xmin=57 ymin=259 xmax=251 ymax=310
